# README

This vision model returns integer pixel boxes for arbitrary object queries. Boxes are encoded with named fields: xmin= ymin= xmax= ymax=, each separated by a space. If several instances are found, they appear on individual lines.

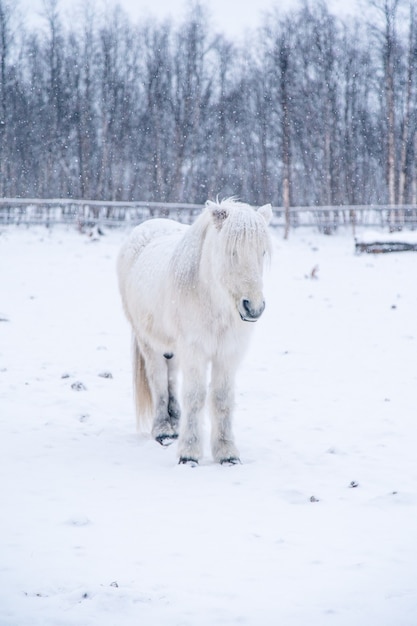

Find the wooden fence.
xmin=1 ymin=198 xmax=417 ymax=232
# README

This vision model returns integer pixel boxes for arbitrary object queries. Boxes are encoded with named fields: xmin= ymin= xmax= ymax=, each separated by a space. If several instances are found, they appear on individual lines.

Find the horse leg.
xmin=177 ymin=360 xmax=207 ymax=464
xmin=209 ymin=360 xmax=240 ymax=464
xmin=142 ymin=347 xmax=179 ymax=445
xmin=167 ymin=355 xmax=181 ymax=436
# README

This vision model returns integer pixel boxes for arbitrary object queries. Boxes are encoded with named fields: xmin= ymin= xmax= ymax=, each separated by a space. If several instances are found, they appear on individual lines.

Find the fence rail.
xmin=1 ymin=198 xmax=417 ymax=232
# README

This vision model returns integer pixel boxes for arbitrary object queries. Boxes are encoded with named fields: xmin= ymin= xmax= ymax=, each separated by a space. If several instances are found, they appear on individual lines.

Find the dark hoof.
xmin=220 ymin=457 xmax=241 ymax=466
xmin=178 ymin=457 xmax=199 ymax=467
xmin=155 ymin=433 xmax=178 ymax=447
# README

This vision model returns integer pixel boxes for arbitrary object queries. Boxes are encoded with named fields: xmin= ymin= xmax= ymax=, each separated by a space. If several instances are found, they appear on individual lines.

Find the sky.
xmin=20 ymin=0 xmax=359 ymax=39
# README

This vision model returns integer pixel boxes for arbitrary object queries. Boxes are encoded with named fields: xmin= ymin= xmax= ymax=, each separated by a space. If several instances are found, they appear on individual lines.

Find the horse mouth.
xmin=238 ymin=299 xmax=265 ymax=322
xmin=239 ymin=313 xmax=259 ymax=323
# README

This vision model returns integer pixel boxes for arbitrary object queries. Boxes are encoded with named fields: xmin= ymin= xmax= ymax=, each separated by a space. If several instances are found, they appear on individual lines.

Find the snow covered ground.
xmin=1 ymin=223 xmax=416 ymax=626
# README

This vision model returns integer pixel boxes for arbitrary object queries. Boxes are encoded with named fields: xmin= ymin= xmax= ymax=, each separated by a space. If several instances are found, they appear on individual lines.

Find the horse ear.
xmin=257 ymin=203 xmax=273 ymax=225
xmin=207 ymin=202 xmax=229 ymax=230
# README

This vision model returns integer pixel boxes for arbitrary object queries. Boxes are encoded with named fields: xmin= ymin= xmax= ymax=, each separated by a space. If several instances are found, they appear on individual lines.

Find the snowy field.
xmin=1 ymin=222 xmax=416 ymax=626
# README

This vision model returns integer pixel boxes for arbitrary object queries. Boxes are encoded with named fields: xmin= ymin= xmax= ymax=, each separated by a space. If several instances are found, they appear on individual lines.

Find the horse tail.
xmin=132 ymin=335 xmax=153 ymax=432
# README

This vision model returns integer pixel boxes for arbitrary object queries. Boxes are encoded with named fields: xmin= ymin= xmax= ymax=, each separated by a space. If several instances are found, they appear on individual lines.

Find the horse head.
xmin=205 ymin=199 xmax=272 ymax=323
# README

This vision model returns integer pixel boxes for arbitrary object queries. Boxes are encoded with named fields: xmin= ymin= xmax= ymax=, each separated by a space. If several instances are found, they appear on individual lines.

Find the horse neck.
xmin=172 ymin=213 xmax=211 ymax=290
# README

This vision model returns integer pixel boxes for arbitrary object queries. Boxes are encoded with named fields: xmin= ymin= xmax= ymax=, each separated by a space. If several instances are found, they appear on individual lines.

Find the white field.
xmin=1 ymin=224 xmax=416 ymax=626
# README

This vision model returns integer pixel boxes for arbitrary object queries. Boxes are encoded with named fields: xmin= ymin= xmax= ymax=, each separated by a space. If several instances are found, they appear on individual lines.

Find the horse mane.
xmin=211 ymin=198 xmax=272 ymax=263
xmin=170 ymin=205 xmax=212 ymax=289
xmin=171 ymin=198 xmax=271 ymax=290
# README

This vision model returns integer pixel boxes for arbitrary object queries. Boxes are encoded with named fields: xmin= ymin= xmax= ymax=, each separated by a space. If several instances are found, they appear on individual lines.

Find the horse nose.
xmin=241 ymin=298 xmax=265 ymax=322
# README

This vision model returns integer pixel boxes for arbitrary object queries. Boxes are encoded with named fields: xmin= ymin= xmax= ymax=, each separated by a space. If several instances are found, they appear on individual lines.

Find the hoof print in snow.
xmin=310 ymin=495 xmax=320 ymax=503
xmin=98 ymin=371 xmax=113 ymax=379
xmin=349 ymin=481 xmax=359 ymax=488
xmin=110 ymin=581 xmax=119 ymax=588
xmin=24 ymin=591 xmax=48 ymax=598
xmin=66 ymin=515 xmax=91 ymax=527
xmin=71 ymin=381 xmax=87 ymax=391
xmin=61 ymin=372 xmax=71 ymax=379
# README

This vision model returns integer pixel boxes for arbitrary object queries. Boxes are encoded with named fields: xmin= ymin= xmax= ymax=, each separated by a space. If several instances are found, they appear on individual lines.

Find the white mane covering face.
xmin=171 ymin=198 xmax=272 ymax=292
xmin=117 ymin=197 xmax=273 ymax=465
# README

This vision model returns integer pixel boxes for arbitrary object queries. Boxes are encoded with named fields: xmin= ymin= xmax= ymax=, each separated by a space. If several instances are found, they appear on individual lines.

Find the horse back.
xmin=118 ymin=219 xmax=186 ymax=272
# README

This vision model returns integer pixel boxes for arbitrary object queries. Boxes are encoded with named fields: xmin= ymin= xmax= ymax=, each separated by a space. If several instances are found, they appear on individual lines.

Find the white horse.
xmin=117 ymin=198 xmax=272 ymax=465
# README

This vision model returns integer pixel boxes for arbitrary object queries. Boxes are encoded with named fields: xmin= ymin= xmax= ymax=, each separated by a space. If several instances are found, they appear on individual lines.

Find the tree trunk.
xmin=398 ymin=5 xmax=415 ymax=206
xmin=382 ymin=1 xmax=399 ymax=218
xmin=279 ymin=35 xmax=292 ymax=240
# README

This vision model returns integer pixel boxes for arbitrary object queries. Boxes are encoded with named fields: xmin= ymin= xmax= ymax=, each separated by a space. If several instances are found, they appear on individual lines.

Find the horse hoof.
xmin=178 ymin=457 xmax=199 ymax=467
xmin=220 ymin=457 xmax=241 ymax=466
xmin=155 ymin=433 xmax=178 ymax=447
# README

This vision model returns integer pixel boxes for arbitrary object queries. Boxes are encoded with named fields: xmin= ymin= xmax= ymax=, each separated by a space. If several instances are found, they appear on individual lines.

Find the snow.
xmin=356 ymin=229 xmax=417 ymax=245
xmin=1 ymin=224 xmax=416 ymax=626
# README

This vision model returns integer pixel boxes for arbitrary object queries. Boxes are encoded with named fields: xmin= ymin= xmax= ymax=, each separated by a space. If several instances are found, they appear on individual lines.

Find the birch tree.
xmin=398 ymin=3 xmax=417 ymax=205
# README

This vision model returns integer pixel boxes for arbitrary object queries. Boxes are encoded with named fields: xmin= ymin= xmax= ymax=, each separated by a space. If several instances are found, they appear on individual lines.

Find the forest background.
xmin=0 ymin=0 xmax=415 ymax=208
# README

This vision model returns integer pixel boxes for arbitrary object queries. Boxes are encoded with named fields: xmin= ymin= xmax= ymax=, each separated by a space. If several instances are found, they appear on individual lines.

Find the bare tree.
xmin=72 ymin=2 xmax=98 ymax=199
xmin=205 ymin=35 xmax=236 ymax=199
xmin=0 ymin=0 xmax=14 ymax=195
xmin=398 ymin=3 xmax=417 ymax=205
xmin=1 ymin=0 xmax=417 ymax=212
xmin=170 ymin=2 xmax=213 ymax=201
xmin=384 ymin=0 xmax=400 ymax=207
xmin=277 ymin=24 xmax=293 ymax=238
xmin=369 ymin=0 xmax=401 ymax=209
xmin=96 ymin=6 xmax=140 ymax=200
xmin=141 ymin=21 xmax=174 ymax=201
